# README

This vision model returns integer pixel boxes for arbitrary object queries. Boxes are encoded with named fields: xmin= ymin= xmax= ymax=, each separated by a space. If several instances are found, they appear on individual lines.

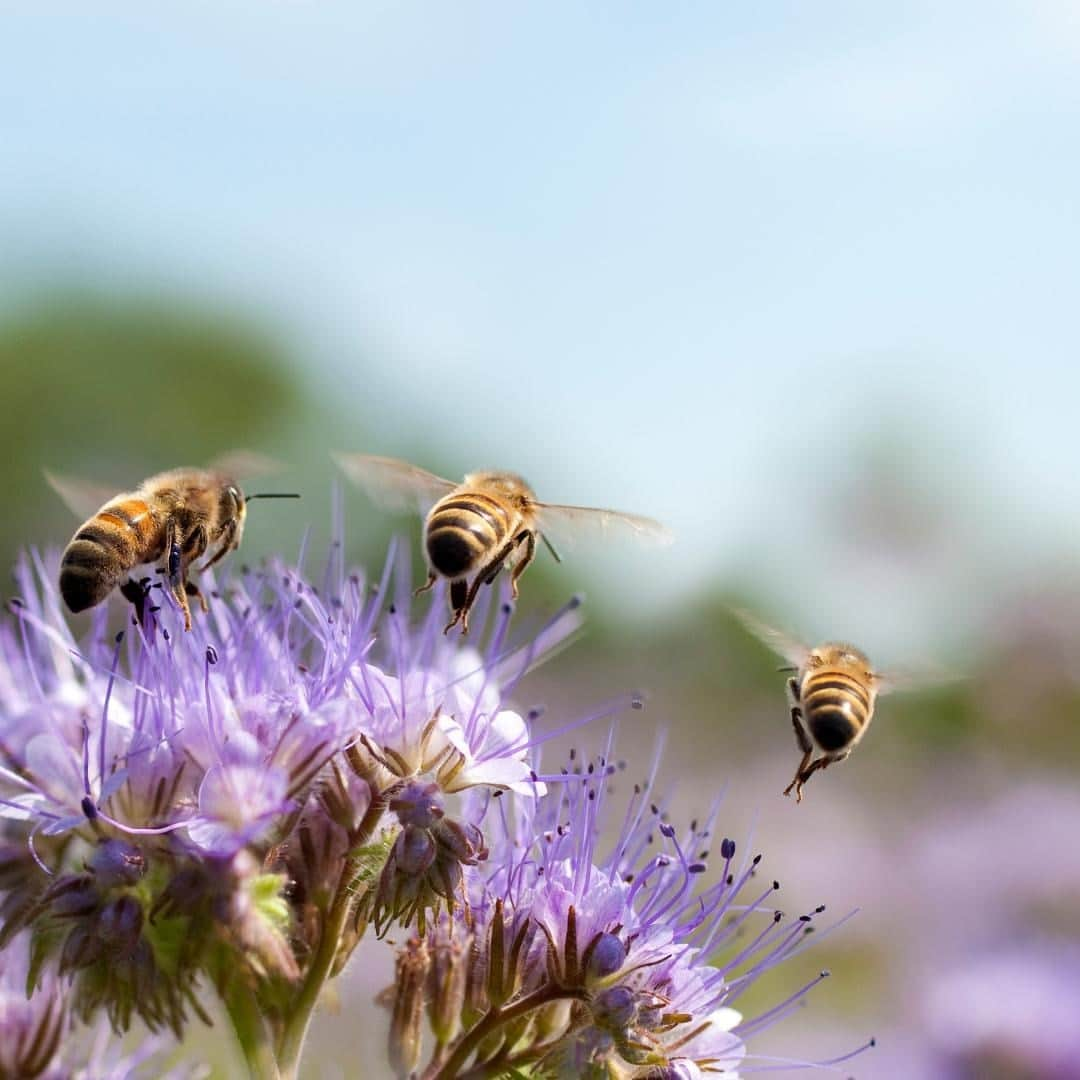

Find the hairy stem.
xmin=223 ymin=975 xmax=282 ymax=1080
xmin=429 ymin=985 xmax=584 ymax=1080
xmin=276 ymin=793 xmax=387 ymax=1079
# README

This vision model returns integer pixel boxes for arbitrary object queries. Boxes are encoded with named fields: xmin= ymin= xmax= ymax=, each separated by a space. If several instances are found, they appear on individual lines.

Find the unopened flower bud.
xmin=48 ymin=878 xmax=99 ymax=918
xmin=584 ymin=931 xmax=626 ymax=982
xmin=97 ymin=895 xmax=144 ymax=954
xmin=389 ymin=938 xmax=429 ymax=1079
xmin=390 ymin=780 xmax=444 ymax=829
xmin=592 ymin=984 xmax=638 ymax=1031
xmin=59 ymin=923 xmax=103 ymax=973
xmin=427 ymin=933 xmax=469 ymax=1045
xmin=396 ymin=825 xmax=438 ymax=876
xmin=432 ymin=818 xmax=486 ymax=863
xmin=88 ymin=838 xmax=145 ymax=888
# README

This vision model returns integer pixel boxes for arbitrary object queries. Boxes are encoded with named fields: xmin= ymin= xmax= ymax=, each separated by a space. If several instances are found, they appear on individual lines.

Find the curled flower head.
xmin=406 ymin=737 xmax=873 ymax=1078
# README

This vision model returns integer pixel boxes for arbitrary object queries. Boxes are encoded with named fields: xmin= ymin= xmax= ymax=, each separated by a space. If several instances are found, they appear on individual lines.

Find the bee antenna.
xmin=540 ymin=533 xmax=563 ymax=564
xmin=245 ymin=493 xmax=302 ymax=503
xmin=776 ymin=665 xmax=799 ymax=673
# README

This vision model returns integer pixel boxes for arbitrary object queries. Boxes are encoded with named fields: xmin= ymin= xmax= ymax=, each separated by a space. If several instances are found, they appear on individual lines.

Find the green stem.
xmin=276 ymin=794 xmax=387 ymax=1079
xmin=429 ymin=986 xmax=584 ymax=1080
xmin=454 ymin=1045 xmax=548 ymax=1080
xmin=223 ymin=975 xmax=282 ymax=1080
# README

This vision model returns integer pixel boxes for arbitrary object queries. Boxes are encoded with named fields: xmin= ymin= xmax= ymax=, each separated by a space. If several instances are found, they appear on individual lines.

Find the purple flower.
xmin=0 ymin=544 xmax=584 ymax=1045
xmin=926 ymin=942 xmax=1080 ymax=1078
xmin=1 ymin=539 xmax=865 ymax=1079
xmin=395 ymin=740 xmax=873 ymax=1078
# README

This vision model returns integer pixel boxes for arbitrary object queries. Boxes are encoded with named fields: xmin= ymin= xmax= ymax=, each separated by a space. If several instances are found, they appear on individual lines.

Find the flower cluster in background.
xmin=0 ymin=541 xmax=869 ymax=1078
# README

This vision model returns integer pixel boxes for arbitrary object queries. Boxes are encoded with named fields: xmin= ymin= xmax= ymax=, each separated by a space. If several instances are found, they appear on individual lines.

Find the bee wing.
xmin=532 ymin=502 xmax=674 ymax=552
xmin=872 ymin=664 xmax=961 ymax=698
xmin=730 ymin=607 xmax=811 ymax=669
xmin=44 ymin=470 xmax=117 ymax=519
xmin=332 ymin=453 xmax=458 ymax=514
xmin=207 ymin=450 xmax=288 ymax=482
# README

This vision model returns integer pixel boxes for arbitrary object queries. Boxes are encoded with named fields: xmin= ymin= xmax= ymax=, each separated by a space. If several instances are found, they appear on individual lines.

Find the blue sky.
xmin=3 ymin=2 xmax=1079 ymax=655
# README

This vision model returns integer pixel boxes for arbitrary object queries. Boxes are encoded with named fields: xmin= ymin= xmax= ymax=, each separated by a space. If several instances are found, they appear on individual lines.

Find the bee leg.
xmin=414 ymin=570 xmax=438 ymax=597
xmin=508 ymin=531 xmax=536 ymax=600
xmin=200 ymin=519 xmax=237 ymax=572
xmin=786 ymin=754 xmax=833 ymax=802
xmin=162 ymin=520 xmax=193 ymax=632
xmin=790 ymin=706 xmax=812 ymax=754
xmin=448 ymin=575 xmax=488 ymax=636
xmin=168 ymin=577 xmax=193 ymax=632
xmin=119 ymin=578 xmax=150 ymax=626
xmin=444 ymin=579 xmax=469 ymax=634
xmin=784 ymin=707 xmax=814 ymax=801
xmin=185 ymin=580 xmax=210 ymax=615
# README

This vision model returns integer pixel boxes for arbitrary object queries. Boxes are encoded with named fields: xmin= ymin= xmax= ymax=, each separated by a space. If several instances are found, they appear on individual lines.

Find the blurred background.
xmin=3 ymin=3 xmax=1080 ymax=1076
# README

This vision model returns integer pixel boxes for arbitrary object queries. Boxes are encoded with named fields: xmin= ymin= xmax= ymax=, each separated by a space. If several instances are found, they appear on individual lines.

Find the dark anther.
xmin=205 ymin=645 xmax=218 ymax=665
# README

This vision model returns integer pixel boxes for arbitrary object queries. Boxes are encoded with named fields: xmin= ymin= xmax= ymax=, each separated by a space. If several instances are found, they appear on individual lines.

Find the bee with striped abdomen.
xmin=48 ymin=463 xmax=298 ymax=631
xmin=735 ymin=611 xmax=894 ymax=802
xmin=333 ymin=454 xmax=672 ymax=634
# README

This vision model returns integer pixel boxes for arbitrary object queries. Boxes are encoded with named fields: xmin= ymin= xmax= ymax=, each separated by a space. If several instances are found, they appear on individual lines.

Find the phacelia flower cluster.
xmin=0 ymin=542 xmax=867 ymax=1078
xmin=391 ymin=737 xmax=873 ymax=1078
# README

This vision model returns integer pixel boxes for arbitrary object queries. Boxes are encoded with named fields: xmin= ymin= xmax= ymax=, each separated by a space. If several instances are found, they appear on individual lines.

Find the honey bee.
xmin=735 ymin=611 xmax=896 ymax=802
xmin=333 ymin=454 xmax=672 ymax=634
xmin=48 ymin=464 xmax=298 ymax=631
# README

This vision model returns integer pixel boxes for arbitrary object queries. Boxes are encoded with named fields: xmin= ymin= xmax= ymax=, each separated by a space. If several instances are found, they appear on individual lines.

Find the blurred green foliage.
xmin=0 ymin=295 xmax=301 ymax=572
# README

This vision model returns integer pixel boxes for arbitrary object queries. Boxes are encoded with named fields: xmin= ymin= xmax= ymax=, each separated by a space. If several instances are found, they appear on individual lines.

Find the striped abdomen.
xmin=800 ymin=668 xmax=873 ymax=752
xmin=59 ymin=498 xmax=162 ymax=613
xmin=425 ymin=492 xmax=515 ymax=579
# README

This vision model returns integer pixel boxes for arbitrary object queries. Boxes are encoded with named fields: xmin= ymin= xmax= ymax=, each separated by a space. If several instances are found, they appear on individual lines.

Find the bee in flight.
xmin=333 ymin=454 xmax=672 ymax=634
xmin=735 ymin=611 xmax=900 ymax=802
xmin=48 ymin=461 xmax=298 ymax=631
